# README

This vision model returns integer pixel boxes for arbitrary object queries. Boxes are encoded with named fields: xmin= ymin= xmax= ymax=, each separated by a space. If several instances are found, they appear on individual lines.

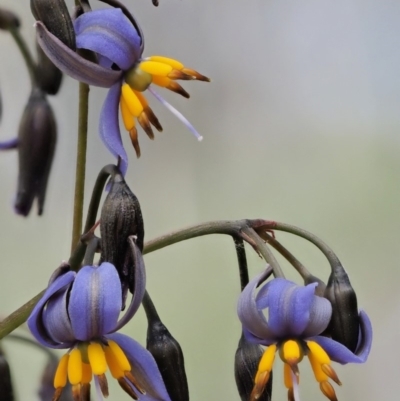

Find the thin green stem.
xmin=5 ymin=333 xmax=57 ymax=361
xmin=71 ymin=82 xmax=90 ymax=252
xmin=9 ymin=27 xmax=36 ymax=88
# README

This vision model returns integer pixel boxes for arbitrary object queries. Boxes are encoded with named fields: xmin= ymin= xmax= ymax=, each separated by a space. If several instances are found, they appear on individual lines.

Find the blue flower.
xmin=27 ymin=258 xmax=171 ymax=401
xmin=35 ymin=7 xmax=209 ymax=175
xmin=237 ymin=271 xmax=372 ymax=401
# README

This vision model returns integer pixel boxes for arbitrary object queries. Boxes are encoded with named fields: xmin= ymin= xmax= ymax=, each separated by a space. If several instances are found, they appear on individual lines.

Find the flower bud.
xmin=31 ymin=0 xmax=76 ymax=50
xmin=0 ymin=8 xmax=20 ymax=30
xmin=0 ymin=347 xmax=14 ymax=401
xmin=324 ymin=264 xmax=360 ymax=352
xmin=100 ymin=174 xmax=144 ymax=301
xmin=234 ymin=334 xmax=272 ymax=401
xmin=15 ymin=88 xmax=56 ymax=216
xmin=36 ymin=42 xmax=63 ymax=95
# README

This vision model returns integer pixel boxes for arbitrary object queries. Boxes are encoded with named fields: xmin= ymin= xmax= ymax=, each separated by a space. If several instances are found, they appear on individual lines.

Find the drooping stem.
xmin=71 ymin=82 xmax=90 ymax=252
xmin=9 ymin=27 xmax=36 ymax=88
xmin=233 ymin=237 xmax=249 ymax=291
xmin=142 ymin=291 xmax=161 ymax=324
xmin=5 ymin=333 xmax=57 ymax=361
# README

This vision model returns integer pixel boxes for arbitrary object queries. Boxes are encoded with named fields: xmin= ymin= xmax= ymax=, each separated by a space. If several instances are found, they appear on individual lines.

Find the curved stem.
xmin=71 ymin=82 xmax=90 ymax=251
xmin=142 ymin=291 xmax=161 ymax=324
xmin=9 ymin=27 xmax=36 ymax=88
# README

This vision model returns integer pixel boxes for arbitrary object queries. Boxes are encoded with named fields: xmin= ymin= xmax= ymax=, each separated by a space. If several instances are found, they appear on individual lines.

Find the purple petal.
xmin=99 ymin=82 xmax=128 ymax=175
xmin=107 ymin=333 xmax=171 ymax=401
xmin=301 ymin=295 xmax=332 ymax=338
xmin=36 ymin=21 xmax=122 ymax=88
xmin=114 ymin=242 xmax=146 ymax=331
xmin=237 ymin=270 xmax=278 ymax=343
xmin=74 ymin=8 xmax=141 ymax=71
xmin=27 ymin=270 xmax=76 ymax=349
xmin=267 ymin=280 xmax=318 ymax=338
xmin=312 ymin=310 xmax=372 ymax=364
xmin=68 ymin=263 xmax=122 ymax=341
xmin=0 ymin=137 xmax=18 ymax=150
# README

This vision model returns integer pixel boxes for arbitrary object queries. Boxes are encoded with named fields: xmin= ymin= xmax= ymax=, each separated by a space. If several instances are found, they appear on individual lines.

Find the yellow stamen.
xmin=87 ymin=343 xmax=107 ymax=375
xmin=54 ymin=354 xmax=69 ymax=389
xmin=68 ymin=348 xmax=83 ymax=385
xmin=139 ymin=61 xmax=173 ymax=76
xmin=108 ymin=341 xmax=131 ymax=372
xmin=151 ymin=76 xmax=190 ymax=98
xmin=134 ymin=91 xmax=163 ymax=132
xmin=255 ymin=344 xmax=276 ymax=383
xmin=120 ymin=95 xmax=135 ymax=131
xmin=320 ymin=381 xmax=338 ymax=401
xmin=81 ymin=363 xmax=92 ymax=384
xmin=280 ymin=340 xmax=303 ymax=365
xmin=121 ymin=84 xmax=144 ymax=117
xmin=283 ymin=363 xmax=293 ymax=389
xmin=104 ymin=345 xmax=125 ymax=379
xmin=148 ymin=56 xmax=184 ymax=70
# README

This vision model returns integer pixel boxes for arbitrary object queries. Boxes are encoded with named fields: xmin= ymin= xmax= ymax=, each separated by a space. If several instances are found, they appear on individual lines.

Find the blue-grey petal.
xmin=107 ymin=333 xmax=172 ymax=401
xmin=36 ymin=21 xmax=122 ymax=88
xmin=27 ymin=270 xmax=76 ymax=349
xmin=237 ymin=270 xmax=278 ymax=343
xmin=301 ymin=294 xmax=332 ymax=338
xmin=74 ymin=8 xmax=141 ymax=70
xmin=311 ymin=310 xmax=372 ymax=364
xmin=68 ymin=263 xmax=122 ymax=341
xmin=99 ymin=82 xmax=128 ymax=175
xmin=268 ymin=281 xmax=317 ymax=338
xmin=113 ymin=241 xmax=146 ymax=331
xmin=242 ymin=327 xmax=276 ymax=347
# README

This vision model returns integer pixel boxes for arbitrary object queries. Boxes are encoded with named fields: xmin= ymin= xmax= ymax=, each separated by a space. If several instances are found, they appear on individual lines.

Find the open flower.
xmin=237 ymin=271 xmax=372 ymax=401
xmin=27 ymin=257 xmax=170 ymax=401
xmin=35 ymin=7 xmax=209 ymax=174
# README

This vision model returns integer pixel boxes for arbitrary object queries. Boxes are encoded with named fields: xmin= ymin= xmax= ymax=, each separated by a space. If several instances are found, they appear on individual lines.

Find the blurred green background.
xmin=0 ymin=0 xmax=398 ymax=400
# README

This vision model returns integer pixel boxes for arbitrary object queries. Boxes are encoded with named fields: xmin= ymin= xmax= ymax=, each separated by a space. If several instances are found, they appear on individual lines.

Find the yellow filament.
xmin=120 ymin=95 xmax=135 ymax=130
xmin=255 ymin=344 xmax=276 ymax=382
xmin=88 ymin=343 xmax=107 ymax=375
xmin=108 ymin=341 xmax=131 ymax=372
xmin=307 ymin=341 xmax=331 ymax=364
xmin=149 ymin=56 xmax=184 ymax=70
xmin=308 ymin=352 xmax=329 ymax=383
xmin=139 ymin=61 xmax=173 ymax=76
xmin=81 ymin=363 xmax=92 ymax=384
xmin=283 ymin=363 xmax=293 ymax=389
xmin=54 ymin=354 xmax=69 ymax=388
xmin=68 ymin=348 xmax=83 ymax=385
xmin=151 ymin=75 xmax=170 ymax=88
xmin=104 ymin=345 xmax=124 ymax=379
xmin=121 ymin=84 xmax=144 ymax=117
xmin=281 ymin=340 xmax=301 ymax=363
xmin=133 ymin=90 xmax=149 ymax=109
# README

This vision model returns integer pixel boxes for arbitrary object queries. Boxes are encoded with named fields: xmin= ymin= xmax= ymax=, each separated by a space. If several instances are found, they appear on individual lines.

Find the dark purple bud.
xmin=234 ymin=334 xmax=272 ymax=401
xmin=143 ymin=292 xmax=189 ymax=401
xmin=31 ymin=0 xmax=76 ymax=50
xmin=35 ymin=42 xmax=63 ymax=95
xmin=0 ymin=347 xmax=14 ymax=401
xmin=15 ymin=88 xmax=57 ymax=216
xmin=100 ymin=173 xmax=144 ymax=301
xmin=324 ymin=264 xmax=360 ymax=352
xmin=0 ymin=8 xmax=20 ymax=30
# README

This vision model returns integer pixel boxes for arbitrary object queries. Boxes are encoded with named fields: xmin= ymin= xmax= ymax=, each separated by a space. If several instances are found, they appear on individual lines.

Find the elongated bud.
xmin=15 ymin=88 xmax=56 ymax=216
xmin=0 ymin=8 xmax=20 ymax=30
xmin=31 ymin=0 xmax=76 ymax=50
xmin=144 ymin=293 xmax=189 ymax=401
xmin=235 ymin=334 xmax=272 ymax=401
xmin=100 ymin=173 xmax=144 ymax=302
xmin=36 ymin=42 xmax=63 ymax=95
xmin=0 ymin=347 xmax=14 ymax=401
xmin=324 ymin=264 xmax=360 ymax=352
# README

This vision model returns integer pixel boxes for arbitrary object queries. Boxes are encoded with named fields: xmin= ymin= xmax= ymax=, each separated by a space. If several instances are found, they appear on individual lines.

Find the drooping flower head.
xmin=27 ymin=257 xmax=170 ymax=401
xmin=237 ymin=270 xmax=372 ymax=401
xmin=35 ymin=7 xmax=209 ymax=175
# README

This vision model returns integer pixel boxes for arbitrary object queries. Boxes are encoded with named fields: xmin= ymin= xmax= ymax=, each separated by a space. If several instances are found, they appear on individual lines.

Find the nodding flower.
xmin=237 ymin=270 xmax=372 ymax=401
xmin=35 ymin=7 xmax=209 ymax=174
xmin=28 ymin=258 xmax=171 ymax=401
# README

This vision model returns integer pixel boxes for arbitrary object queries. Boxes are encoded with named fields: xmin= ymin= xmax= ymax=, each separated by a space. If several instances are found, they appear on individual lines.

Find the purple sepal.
xmin=35 ymin=21 xmax=122 ymax=88
xmin=0 ymin=137 xmax=18 ymax=150
xmin=99 ymin=82 xmax=128 ymax=175
xmin=27 ymin=270 xmax=76 ymax=349
xmin=312 ymin=310 xmax=372 ymax=364
xmin=68 ymin=263 xmax=122 ymax=341
xmin=74 ymin=8 xmax=142 ymax=70
xmin=107 ymin=333 xmax=172 ymax=401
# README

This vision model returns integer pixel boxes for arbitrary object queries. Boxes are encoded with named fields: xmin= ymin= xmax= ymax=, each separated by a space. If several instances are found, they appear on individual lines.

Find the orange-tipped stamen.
xmin=52 ymin=387 xmax=64 ymax=401
xmin=54 ymin=354 xmax=69 ymax=389
xmin=129 ymin=127 xmax=141 ymax=158
xmin=134 ymin=91 xmax=162 ymax=131
xmin=151 ymin=76 xmax=190 ymax=98
xmin=321 ymin=364 xmax=341 ymax=386
xmin=81 ymin=383 xmax=91 ymax=401
xmin=181 ymin=68 xmax=210 ymax=82
xmin=250 ymin=370 xmax=269 ymax=401
xmin=120 ymin=96 xmax=135 ymax=131
xmin=320 ymin=381 xmax=338 ymax=401
xmin=148 ymin=56 xmax=184 ymax=70
xmin=118 ymin=378 xmax=139 ymax=400
xmin=121 ymin=84 xmax=144 ymax=118
xmin=98 ymin=373 xmax=109 ymax=397
xmin=68 ymin=349 xmax=83 ymax=385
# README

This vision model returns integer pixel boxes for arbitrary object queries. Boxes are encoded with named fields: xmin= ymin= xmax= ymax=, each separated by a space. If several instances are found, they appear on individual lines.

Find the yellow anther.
xmin=255 ymin=344 xmax=276 ymax=383
xmin=120 ymin=95 xmax=135 ymax=131
xmin=283 ymin=363 xmax=293 ymax=389
xmin=121 ymin=84 xmax=144 ymax=118
xmin=87 ymin=343 xmax=107 ymax=375
xmin=280 ymin=340 xmax=303 ymax=365
xmin=108 ymin=341 xmax=131 ymax=372
xmin=139 ymin=61 xmax=173 ymax=77
xmin=250 ymin=370 xmax=269 ymax=401
xmin=68 ymin=348 xmax=83 ymax=385
xmin=81 ymin=363 xmax=92 ymax=384
xmin=307 ymin=341 xmax=331 ymax=364
xmin=148 ymin=56 xmax=184 ymax=70
xmin=151 ymin=75 xmax=170 ymax=88
xmin=134 ymin=90 xmax=149 ymax=109
xmin=308 ymin=351 xmax=329 ymax=383
xmin=54 ymin=354 xmax=69 ymax=389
